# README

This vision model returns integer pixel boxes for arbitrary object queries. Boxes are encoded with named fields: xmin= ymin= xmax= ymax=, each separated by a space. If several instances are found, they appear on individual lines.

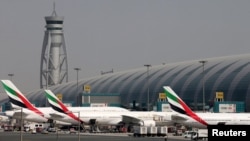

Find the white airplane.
xmin=45 ymin=89 xmax=176 ymax=127
xmin=1 ymin=80 xmax=74 ymax=125
xmin=0 ymin=80 xmax=128 ymax=125
xmin=163 ymin=86 xmax=250 ymax=129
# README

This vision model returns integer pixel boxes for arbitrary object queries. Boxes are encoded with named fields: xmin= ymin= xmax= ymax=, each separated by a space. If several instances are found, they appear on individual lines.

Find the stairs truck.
xmin=191 ymin=129 xmax=208 ymax=140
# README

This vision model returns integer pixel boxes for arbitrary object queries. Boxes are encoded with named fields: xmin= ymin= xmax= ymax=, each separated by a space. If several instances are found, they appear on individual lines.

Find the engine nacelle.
xmin=89 ymin=119 xmax=96 ymax=125
xmin=139 ymin=120 xmax=156 ymax=126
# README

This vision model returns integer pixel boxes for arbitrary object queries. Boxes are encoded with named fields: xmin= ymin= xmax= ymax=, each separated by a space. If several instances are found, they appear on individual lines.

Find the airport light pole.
xmin=67 ymin=111 xmax=81 ymax=141
xmin=199 ymin=60 xmax=207 ymax=112
xmin=56 ymin=125 xmax=59 ymax=141
xmin=74 ymin=68 xmax=81 ymax=106
xmin=68 ymin=111 xmax=80 ymax=141
xmin=78 ymin=111 xmax=80 ymax=141
xmin=8 ymin=73 xmax=14 ymax=81
xmin=45 ymin=70 xmax=49 ymax=106
xmin=20 ymin=108 xmax=23 ymax=141
xmin=144 ymin=64 xmax=151 ymax=111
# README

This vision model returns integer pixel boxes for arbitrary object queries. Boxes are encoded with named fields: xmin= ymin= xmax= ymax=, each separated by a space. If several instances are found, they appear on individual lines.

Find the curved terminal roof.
xmin=1 ymin=54 xmax=250 ymax=111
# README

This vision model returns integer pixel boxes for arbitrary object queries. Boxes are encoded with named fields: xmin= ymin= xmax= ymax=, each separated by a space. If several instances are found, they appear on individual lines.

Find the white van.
xmin=183 ymin=131 xmax=195 ymax=138
xmin=191 ymin=129 xmax=208 ymax=140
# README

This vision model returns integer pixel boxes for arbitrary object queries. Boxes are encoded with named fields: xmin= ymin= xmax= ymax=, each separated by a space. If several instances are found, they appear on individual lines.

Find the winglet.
xmin=44 ymin=89 xmax=83 ymax=123
xmin=163 ymin=86 xmax=208 ymax=126
xmin=1 ymin=80 xmax=44 ymax=116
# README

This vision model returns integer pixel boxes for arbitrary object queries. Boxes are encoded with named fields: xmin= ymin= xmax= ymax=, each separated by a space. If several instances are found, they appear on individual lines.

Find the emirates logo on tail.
xmin=1 ymin=80 xmax=44 ymax=117
xmin=164 ymin=86 xmax=208 ymax=126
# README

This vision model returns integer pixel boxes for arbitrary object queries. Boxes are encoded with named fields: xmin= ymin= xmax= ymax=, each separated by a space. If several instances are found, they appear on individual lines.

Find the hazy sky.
xmin=1 ymin=0 xmax=250 ymax=93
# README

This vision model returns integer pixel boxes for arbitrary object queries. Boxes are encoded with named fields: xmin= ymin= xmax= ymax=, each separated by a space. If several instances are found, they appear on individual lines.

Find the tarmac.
xmin=0 ymin=131 xmax=190 ymax=141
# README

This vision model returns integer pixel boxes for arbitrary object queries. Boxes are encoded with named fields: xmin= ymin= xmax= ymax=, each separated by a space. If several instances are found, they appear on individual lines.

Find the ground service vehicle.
xmin=183 ymin=130 xmax=196 ymax=138
xmin=157 ymin=126 xmax=168 ymax=137
xmin=147 ymin=126 xmax=157 ymax=136
xmin=133 ymin=126 xmax=147 ymax=137
xmin=191 ymin=129 xmax=208 ymax=140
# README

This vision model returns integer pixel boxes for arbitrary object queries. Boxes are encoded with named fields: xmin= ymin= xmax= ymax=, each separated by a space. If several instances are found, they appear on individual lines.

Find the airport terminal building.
xmin=1 ymin=54 xmax=250 ymax=112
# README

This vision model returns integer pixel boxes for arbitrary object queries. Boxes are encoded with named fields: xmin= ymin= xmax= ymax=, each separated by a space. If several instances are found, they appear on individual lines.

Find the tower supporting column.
xmin=40 ymin=5 xmax=68 ymax=89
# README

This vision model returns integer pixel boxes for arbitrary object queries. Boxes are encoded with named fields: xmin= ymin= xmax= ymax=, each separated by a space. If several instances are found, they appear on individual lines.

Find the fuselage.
xmin=5 ymin=106 xmax=176 ymax=127
xmin=50 ymin=110 xmax=175 ymax=126
xmin=4 ymin=106 xmax=130 ymax=124
xmin=175 ymin=112 xmax=250 ymax=129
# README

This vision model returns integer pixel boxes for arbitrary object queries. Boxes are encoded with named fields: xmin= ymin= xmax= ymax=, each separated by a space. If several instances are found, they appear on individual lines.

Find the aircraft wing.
xmin=121 ymin=114 xmax=156 ymax=126
xmin=121 ymin=115 xmax=142 ymax=125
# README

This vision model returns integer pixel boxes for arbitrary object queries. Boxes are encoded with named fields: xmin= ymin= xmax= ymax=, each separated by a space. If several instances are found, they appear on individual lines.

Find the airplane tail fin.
xmin=1 ymin=80 xmax=44 ymax=116
xmin=163 ymin=86 xmax=208 ymax=126
xmin=44 ymin=89 xmax=83 ymax=123
xmin=44 ymin=89 xmax=71 ymax=114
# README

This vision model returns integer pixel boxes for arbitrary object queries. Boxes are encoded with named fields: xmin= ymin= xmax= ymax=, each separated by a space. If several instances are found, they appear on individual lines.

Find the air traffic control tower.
xmin=40 ymin=6 xmax=68 ymax=89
